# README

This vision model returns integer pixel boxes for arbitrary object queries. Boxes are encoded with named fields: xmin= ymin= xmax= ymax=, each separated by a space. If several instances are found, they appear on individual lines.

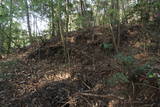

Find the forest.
xmin=0 ymin=0 xmax=160 ymax=106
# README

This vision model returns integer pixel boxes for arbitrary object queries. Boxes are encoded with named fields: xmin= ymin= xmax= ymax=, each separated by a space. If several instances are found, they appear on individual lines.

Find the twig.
xmin=135 ymin=83 xmax=160 ymax=90
xmin=81 ymin=80 xmax=91 ymax=89
xmin=77 ymin=92 xmax=124 ymax=100
xmin=61 ymin=97 xmax=77 ymax=107
xmin=80 ymin=95 xmax=92 ymax=106
xmin=132 ymin=81 xmax=135 ymax=98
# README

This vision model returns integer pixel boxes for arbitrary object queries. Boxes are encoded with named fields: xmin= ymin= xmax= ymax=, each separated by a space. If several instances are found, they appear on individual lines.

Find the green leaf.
xmin=100 ymin=43 xmax=113 ymax=49
xmin=147 ymin=72 xmax=154 ymax=78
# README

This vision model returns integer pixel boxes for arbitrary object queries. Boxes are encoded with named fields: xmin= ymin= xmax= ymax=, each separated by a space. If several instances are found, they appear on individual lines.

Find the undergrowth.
xmin=0 ymin=59 xmax=20 ymax=80
xmin=107 ymin=53 xmax=160 ymax=88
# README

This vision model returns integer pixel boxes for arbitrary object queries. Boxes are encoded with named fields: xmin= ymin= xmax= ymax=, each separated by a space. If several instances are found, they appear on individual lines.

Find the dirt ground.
xmin=0 ymin=25 xmax=160 ymax=107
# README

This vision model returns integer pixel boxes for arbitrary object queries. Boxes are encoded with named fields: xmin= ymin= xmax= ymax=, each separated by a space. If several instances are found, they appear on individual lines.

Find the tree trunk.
xmin=79 ymin=0 xmax=85 ymax=16
xmin=65 ymin=0 xmax=70 ymax=33
xmin=109 ymin=0 xmax=120 ymax=53
xmin=51 ymin=0 xmax=55 ymax=37
xmin=0 ymin=24 xmax=4 ymax=53
xmin=116 ymin=0 xmax=120 ymax=50
xmin=24 ymin=0 xmax=32 ymax=43
xmin=7 ymin=0 xmax=13 ymax=53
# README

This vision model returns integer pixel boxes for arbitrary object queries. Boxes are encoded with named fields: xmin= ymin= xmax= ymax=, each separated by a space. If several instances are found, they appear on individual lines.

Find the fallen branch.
xmin=135 ymin=83 xmax=160 ymax=90
xmin=77 ymin=92 xmax=124 ymax=100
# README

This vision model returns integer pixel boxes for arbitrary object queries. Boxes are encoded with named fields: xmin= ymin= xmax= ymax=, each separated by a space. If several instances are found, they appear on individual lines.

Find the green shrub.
xmin=0 ymin=59 xmax=20 ymax=78
xmin=107 ymin=72 xmax=129 ymax=86
xmin=100 ymin=43 xmax=113 ymax=50
xmin=114 ymin=53 xmax=135 ymax=65
xmin=100 ymin=43 xmax=113 ymax=55
xmin=114 ymin=53 xmax=136 ymax=73
xmin=0 ymin=59 xmax=19 ymax=68
xmin=109 ymin=54 xmax=160 ymax=88
xmin=0 ymin=72 xmax=12 ymax=80
xmin=134 ymin=63 xmax=151 ymax=73
xmin=0 ymin=59 xmax=20 ymax=80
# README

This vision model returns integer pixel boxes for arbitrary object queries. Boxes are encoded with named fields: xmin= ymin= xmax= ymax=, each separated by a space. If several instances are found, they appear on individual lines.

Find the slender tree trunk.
xmin=79 ymin=0 xmax=85 ymax=16
xmin=0 ymin=24 xmax=4 ymax=53
xmin=121 ymin=0 xmax=127 ymax=24
xmin=51 ymin=0 xmax=55 ymax=37
xmin=24 ymin=0 xmax=32 ymax=43
xmin=65 ymin=0 xmax=70 ymax=33
xmin=109 ymin=0 xmax=120 ymax=53
xmin=57 ymin=1 xmax=70 ymax=63
xmin=110 ymin=24 xmax=118 ymax=53
xmin=8 ymin=0 xmax=13 ymax=53
xmin=116 ymin=0 xmax=120 ymax=50
xmin=79 ymin=0 xmax=87 ymax=28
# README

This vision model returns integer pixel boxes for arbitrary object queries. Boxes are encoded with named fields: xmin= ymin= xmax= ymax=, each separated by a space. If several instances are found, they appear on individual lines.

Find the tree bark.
xmin=51 ymin=0 xmax=55 ymax=37
xmin=7 ymin=0 xmax=13 ymax=53
xmin=24 ymin=0 xmax=32 ymax=43
xmin=0 ymin=24 xmax=4 ymax=53
xmin=65 ymin=0 xmax=70 ymax=33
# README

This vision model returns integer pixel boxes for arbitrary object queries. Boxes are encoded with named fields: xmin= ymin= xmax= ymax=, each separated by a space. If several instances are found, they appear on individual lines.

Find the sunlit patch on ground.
xmin=108 ymin=100 xmax=120 ymax=107
xmin=134 ymin=53 xmax=148 ymax=60
xmin=44 ymin=71 xmax=71 ymax=81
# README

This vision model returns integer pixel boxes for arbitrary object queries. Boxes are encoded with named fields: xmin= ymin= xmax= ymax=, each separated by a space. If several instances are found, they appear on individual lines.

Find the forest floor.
xmin=0 ymin=25 xmax=160 ymax=107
